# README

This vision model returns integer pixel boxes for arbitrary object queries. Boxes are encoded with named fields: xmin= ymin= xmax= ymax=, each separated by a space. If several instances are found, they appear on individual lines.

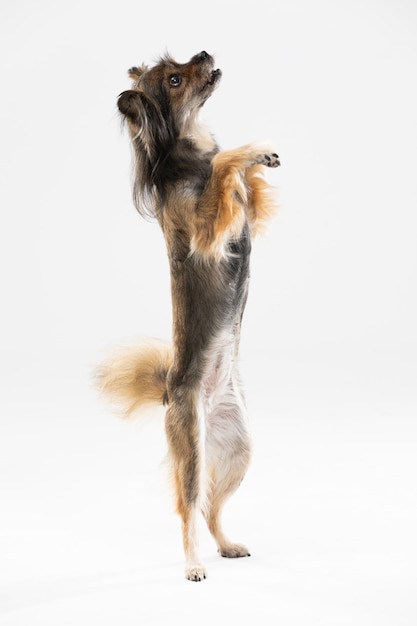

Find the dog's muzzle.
xmin=208 ymin=69 xmax=221 ymax=85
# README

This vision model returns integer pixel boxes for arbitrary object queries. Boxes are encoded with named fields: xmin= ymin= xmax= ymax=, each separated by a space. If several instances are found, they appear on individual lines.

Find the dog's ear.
xmin=117 ymin=90 xmax=144 ymax=123
xmin=117 ymin=89 xmax=162 ymax=127
xmin=118 ymin=90 xmax=171 ymax=159
xmin=128 ymin=64 xmax=148 ymax=82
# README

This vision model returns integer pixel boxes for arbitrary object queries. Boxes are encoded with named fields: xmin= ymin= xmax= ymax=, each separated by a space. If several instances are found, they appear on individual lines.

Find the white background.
xmin=1 ymin=0 xmax=417 ymax=623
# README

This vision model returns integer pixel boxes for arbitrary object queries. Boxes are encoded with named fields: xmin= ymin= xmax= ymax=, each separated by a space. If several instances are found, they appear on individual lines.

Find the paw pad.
xmin=264 ymin=153 xmax=280 ymax=168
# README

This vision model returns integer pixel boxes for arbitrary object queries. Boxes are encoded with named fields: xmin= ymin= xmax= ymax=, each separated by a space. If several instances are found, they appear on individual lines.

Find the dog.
xmin=97 ymin=51 xmax=280 ymax=581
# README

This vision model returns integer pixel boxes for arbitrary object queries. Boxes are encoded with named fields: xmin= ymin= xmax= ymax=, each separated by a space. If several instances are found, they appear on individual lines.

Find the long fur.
xmin=96 ymin=51 xmax=280 ymax=581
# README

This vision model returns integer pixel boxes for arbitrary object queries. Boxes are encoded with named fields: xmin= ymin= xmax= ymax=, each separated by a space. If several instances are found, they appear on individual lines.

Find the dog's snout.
xmin=191 ymin=50 xmax=213 ymax=65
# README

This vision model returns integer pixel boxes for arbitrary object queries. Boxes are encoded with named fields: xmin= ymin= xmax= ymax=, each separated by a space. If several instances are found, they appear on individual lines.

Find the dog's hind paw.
xmin=219 ymin=543 xmax=251 ymax=558
xmin=185 ymin=563 xmax=207 ymax=582
xmin=261 ymin=152 xmax=280 ymax=168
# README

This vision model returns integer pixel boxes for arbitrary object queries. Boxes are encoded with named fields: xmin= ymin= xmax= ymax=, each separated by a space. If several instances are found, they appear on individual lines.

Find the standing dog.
xmin=98 ymin=51 xmax=280 ymax=581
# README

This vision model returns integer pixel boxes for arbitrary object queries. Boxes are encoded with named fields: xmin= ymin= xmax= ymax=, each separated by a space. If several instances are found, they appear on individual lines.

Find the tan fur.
xmin=190 ymin=144 xmax=278 ymax=260
xmin=96 ymin=339 xmax=171 ymax=416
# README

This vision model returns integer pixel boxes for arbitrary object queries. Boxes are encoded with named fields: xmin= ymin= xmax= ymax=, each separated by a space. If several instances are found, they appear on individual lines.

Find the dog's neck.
xmin=180 ymin=114 xmax=217 ymax=155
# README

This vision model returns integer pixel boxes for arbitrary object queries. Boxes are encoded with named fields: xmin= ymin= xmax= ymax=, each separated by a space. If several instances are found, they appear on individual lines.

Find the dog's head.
xmin=118 ymin=51 xmax=221 ymax=152
xmin=117 ymin=51 xmax=221 ymax=217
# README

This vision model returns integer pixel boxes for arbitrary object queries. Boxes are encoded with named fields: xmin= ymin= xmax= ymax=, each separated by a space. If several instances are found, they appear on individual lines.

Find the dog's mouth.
xmin=207 ymin=68 xmax=221 ymax=86
xmin=196 ymin=67 xmax=221 ymax=107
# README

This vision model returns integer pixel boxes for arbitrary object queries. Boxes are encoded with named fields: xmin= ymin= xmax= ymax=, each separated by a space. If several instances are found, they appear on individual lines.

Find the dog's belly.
xmin=202 ymin=328 xmax=251 ymax=465
xmin=201 ymin=328 xmax=240 ymax=406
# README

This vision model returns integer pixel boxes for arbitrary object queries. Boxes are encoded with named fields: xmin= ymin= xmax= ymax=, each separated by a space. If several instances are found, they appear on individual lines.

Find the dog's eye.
xmin=169 ymin=74 xmax=182 ymax=88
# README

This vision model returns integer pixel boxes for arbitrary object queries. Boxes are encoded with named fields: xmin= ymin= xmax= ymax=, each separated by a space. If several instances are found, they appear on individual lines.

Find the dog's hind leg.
xmin=204 ymin=383 xmax=252 ymax=558
xmin=165 ymin=386 xmax=207 ymax=581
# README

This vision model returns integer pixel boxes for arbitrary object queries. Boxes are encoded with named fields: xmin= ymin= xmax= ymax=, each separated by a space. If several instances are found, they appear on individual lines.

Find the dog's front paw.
xmin=260 ymin=152 xmax=280 ymax=168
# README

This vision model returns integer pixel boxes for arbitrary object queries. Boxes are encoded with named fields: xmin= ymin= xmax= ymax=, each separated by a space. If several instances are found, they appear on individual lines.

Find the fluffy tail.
xmin=95 ymin=338 xmax=172 ymax=417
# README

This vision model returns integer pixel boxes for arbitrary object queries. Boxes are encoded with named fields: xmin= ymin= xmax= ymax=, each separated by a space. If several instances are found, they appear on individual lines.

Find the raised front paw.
xmin=260 ymin=152 xmax=280 ymax=168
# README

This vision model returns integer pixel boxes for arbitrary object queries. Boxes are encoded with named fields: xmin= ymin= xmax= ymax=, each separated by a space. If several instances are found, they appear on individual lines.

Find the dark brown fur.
xmin=97 ymin=51 xmax=280 ymax=581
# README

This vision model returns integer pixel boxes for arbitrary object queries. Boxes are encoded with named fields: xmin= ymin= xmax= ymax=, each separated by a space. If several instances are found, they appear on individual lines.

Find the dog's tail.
xmin=95 ymin=338 xmax=172 ymax=417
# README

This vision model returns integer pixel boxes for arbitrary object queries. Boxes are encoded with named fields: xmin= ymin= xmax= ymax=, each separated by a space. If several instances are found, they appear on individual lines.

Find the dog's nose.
xmin=191 ymin=50 xmax=213 ymax=66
